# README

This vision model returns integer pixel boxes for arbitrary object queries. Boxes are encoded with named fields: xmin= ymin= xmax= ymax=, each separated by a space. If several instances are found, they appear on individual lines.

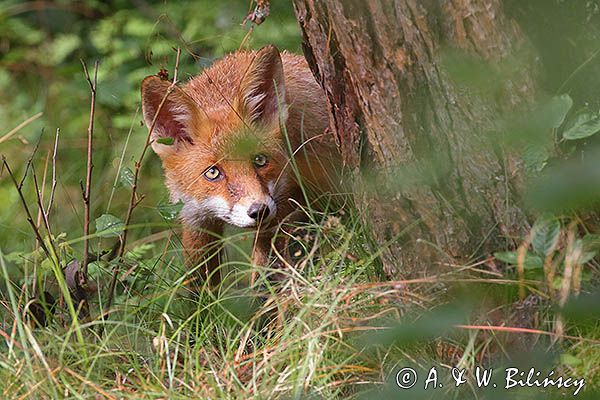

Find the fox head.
xmin=141 ymin=46 xmax=289 ymax=229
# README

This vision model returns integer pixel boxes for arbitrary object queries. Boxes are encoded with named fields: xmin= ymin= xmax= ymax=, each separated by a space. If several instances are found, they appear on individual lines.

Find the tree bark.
xmin=292 ymin=0 xmax=538 ymax=276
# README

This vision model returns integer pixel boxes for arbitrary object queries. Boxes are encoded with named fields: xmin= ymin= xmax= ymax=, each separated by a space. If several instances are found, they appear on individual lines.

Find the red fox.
xmin=141 ymin=45 xmax=338 ymax=286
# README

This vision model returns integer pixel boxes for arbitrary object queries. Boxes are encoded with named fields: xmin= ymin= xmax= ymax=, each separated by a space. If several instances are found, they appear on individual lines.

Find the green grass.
xmin=1 ymin=203 xmax=600 ymax=398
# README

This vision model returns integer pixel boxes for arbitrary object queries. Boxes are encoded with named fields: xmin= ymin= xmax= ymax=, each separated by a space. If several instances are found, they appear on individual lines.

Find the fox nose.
xmin=247 ymin=202 xmax=270 ymax=221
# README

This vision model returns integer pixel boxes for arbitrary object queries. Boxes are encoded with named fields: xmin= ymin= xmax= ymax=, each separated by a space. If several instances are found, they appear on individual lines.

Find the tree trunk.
xmin=292 ymin=0 xmax=538 ymax=277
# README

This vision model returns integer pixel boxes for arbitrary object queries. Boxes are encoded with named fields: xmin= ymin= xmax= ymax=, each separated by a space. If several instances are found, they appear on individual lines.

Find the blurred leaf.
xmin=4 ymin=18 xmax=44 ymax=45
xmin=495 ymin=95 xmax=571 ymax=172
xmin=531 ymin=217 xmax=561 ymax=256
xmin=95 ymin=214 xmax=125 ymax=238
xmin=579 ymin=252 xmax=596 ymax=264
xmin=563 ymin=111 xmax=600 ymax=140
xmin=582 ymin=234 xmax=600 ymax=251
xmin=229 ymin=131 xmax=262 ymax=158
xmin=441 ymin=48 xmax=500 ymax=90
xmin=548 ymin=94 xmax=573 ymax=129
xmin=48 ymin=34 xmax=81 ymax=65
xmin=157 ymin=200 xmax=183 ymax=221
xmin=119 ymin=167 xmax=135 ymax=187
xmin=560 ymin=353 xmax=582 ymax=366
xmin=494 ymin=251 xmax=543 ymax=269
xmin=156 ymin=137 xmax=175 ymax=145
xmin=575 ymin=239 xmax=596 ymax=264
xmin=526 ymin=146 xmax=600 ymax=212
xmin=87 ymin=261 xmax=103 ymax=280
xmin=359 ymin=303 xmax=469 ymax=349
xmin=218 ymin=293 xmax=261 ymax=326
xmin=561 ymin=290 xmax=600 ymax=325
xmin=522 ymin=144 xmax=550 ymax=173
xmin=124 ymin=17 xmax=156 ymax=37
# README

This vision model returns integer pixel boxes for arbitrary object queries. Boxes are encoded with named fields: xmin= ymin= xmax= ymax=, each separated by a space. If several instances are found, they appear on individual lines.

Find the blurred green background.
xmin=0 ymin=0 xmax=300 ymax=256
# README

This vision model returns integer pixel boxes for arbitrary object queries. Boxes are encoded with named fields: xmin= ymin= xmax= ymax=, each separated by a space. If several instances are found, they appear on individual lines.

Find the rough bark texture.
xmin=292 ymin=0 xmax=538 ymax=276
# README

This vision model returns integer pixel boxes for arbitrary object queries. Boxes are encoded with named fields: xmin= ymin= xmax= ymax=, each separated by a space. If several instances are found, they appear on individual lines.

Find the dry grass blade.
xmin=64 ymin=367 xmax=118 ymax=400
xmin=46 ymin=128 xmax=59 ymax=219
xmin=0 ymin=112 xmax=43 ymax=145
xmin=516 ymin=232 xmax=532 ymax=300
xmin=454 ymin=324 xmax=600 ymax=345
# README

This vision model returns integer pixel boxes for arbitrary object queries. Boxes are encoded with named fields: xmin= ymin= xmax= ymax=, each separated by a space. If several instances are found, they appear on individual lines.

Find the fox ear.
xmin=141 ymin=76 xmax=196 ymax=157
xmin=236 ymin=45 xmax=287 ymax=127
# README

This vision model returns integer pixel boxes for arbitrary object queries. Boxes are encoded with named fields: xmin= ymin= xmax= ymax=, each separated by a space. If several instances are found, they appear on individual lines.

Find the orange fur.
xmin=141 ymin=45 xmax=338 ymax=286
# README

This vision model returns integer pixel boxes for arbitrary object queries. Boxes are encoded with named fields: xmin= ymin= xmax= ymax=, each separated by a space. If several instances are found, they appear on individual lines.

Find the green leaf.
xmin=119 ymin=167 xmax=135 ymax=188
xmin=575 ymin=238 xmax=596 ymax=264
xmin=531 ymin=217 xmax=561 ymax=256
xmin=522 ymin=144 xmax=550 ymax=173
xmin=126 ymin=243 xmax=154 ymax=260
xmin=157 ymin=200 xmax=183 ymax=221
xmin=548 ymin=94 xmax=573 ymax=129
xmin=87 ymin=261 xmax=103 ymax=280
xmin=578 ymin=251 xmax=597 ymax=264
xmin=95 ymin=214 xmax=125 ymax=238
xmin=494 ymin=251 xmax=543 ymax=269
xmin=494 ymin=251 xmax=517 ymax=264
xmin=156 ymin=137 xmax=175 ymax=145
xmin=124 ymin=17 xmax=156 ymax=37
xmin=562 ymin=111 xmax=600 ymax=140
xmin=582 ymin=234 xmax=600 ymax=251
xmin=40 ymin=257 xmax=55 ymax=273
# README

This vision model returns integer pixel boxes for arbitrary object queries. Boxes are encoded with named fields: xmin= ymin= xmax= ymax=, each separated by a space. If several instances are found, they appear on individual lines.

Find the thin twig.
xmin=105 ymin=48 xmax=181 ymax=311
xmin=18 ymin=133 xmax=43 ymax=189
xmin=31 ymin=165 xmax=55 ymax=247
xmin=35 ymin=150 xmax=50 ymax=258
xmin=2 ymin=158 xmax=50 ymax=258
xmin=46 ymin=128 xmax=59 ymax=217
xmin=81 ymin=60 xmax=98 ymax=283
xmin=31 ymin=150 xmax=50 ymax=298
xmin=31 ymin=165 xmax=61 ymax=274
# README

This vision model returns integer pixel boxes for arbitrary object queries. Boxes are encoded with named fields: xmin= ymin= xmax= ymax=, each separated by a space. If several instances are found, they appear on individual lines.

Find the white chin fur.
xmin=179 ymin=194 xmax=277 ymax=228
xmin=180 ymin=196 xmax=231 ymax=227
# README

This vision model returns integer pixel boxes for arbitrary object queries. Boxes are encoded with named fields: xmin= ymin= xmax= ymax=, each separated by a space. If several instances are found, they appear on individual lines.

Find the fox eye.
xmin=204 ymin=166 xmax=221 ymax=181
xmin=253 ymin=154 xmax=268 ymax=168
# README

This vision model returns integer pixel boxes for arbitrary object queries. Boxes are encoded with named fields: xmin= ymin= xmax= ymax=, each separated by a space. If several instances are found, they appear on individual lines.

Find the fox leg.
xmin=251 ymin=228 xmax=273 ymax=264
xmin=251 ymin=206 xmax=312 ymax=282
xmin=182 ymin=222 xmax=224 ymax=289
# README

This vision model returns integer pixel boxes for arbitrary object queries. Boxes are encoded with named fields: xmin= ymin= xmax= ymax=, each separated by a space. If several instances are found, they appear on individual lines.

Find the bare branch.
xmin=19 ymin=132 xmax=43 ymax=189
xmin=81 ymin=60 xmax=98 ymax=284
xmin=31 ymin=164 xmax=60 ymax=264
xmin=2 ymin=157 xmax=50 ymax=258
xmin=35 ymin=150 xmax=50 ymax=251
